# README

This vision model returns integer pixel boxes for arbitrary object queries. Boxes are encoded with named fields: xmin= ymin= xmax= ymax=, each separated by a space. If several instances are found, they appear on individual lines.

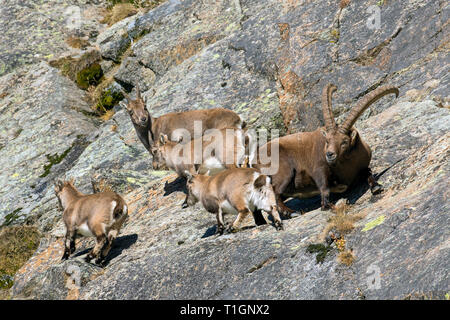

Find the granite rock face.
xmin=1 ymin=0 xmax=449 ymax=300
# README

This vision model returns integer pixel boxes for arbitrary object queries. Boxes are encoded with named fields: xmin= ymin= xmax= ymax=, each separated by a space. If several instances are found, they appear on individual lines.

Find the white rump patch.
xmin=248 ymin=173 xmax=273 ymax=212
xmin=78 ymin=222 xmax=94 ymax=237
xmin=220 ymin=200 xmax=238 ymax=215
xmin=110 ymin=200 xmax=117 ymax=221
xmin=203 ymin=157 xmax=225 ymax=170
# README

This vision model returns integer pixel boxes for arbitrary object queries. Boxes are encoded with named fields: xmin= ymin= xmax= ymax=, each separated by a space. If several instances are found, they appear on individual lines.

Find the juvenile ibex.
xmin=54 ymin=180 xmax=128 ymax=265
xmin=184 ymin=168 xmax=283 ymax=234
xmin=151 ymin=128 xmax=250 ymax=176
xmin=120 ymin=85 xmax=245 ymax=152
xmin=255 ymin=84 xmax=399 ymax=215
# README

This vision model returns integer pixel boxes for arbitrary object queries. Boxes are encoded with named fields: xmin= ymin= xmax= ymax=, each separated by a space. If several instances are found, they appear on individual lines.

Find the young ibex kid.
xmin=184 ymin=168 xmax=284 ymax=234
xmin=254 ymin=84 xmax=399 ymax=216
xmin=120 ymin=85 xmax=246 ymax=151
xmin=151 ymin=128 xmax=251 ymax=177
xmin=54 ymin=179 xmax=128 ymax=265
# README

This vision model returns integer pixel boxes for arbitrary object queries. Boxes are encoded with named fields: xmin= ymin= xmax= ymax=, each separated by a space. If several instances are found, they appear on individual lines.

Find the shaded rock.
xmin=114 ymin=57 xmax=156 ymax=91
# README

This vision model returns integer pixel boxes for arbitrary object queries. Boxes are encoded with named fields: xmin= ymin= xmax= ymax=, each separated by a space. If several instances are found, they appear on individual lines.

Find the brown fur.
xmin=184 ymin=168 xmax=283 ymax=234
xmin=120 ymin=86 xmax=244 ymax=152
xmin=254 ymin=84 xmax=399 ymax=215
xmin=54 ymin=180 xmax=128 ymax=265
xmin=151 ymin=128 xmax=248 ymax=177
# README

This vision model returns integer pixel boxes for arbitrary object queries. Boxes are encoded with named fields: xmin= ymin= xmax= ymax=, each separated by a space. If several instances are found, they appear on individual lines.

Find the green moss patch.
xmin=0 ymin=226 xmax=40 ymax=289
xmin=39 ymin=147 xmax=73 ymax=178
xmin=76 ymin=63 xmax=103 ymax=90
xmin=96 ymin=89 xmax=124 ymax=112
xmin=307 ymin=243 xmax=332 ymax=264
xmin=2 ymin=208 xmax=23 ymax=227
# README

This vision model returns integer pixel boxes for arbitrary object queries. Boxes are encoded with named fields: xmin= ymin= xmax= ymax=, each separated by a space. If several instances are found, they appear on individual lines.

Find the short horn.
xmin=136 ymin=84 xmax=141 ymax=100
xmin=322 ymin=84 xmax=337 ymax=130
xmin=340 ymin=85 xmax=399 ymax=133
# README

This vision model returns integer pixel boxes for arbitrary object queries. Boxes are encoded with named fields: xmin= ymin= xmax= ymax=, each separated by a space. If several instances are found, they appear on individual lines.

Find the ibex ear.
xmin=321 ymin=128 xmax=327 ymax=137
xmin=160 ymin=134 xmax=168 ymax=145
xmin=350 ymin=129 xmax=359 ymax=147
xmin=184 ymin=171 xmax=194 ymax=182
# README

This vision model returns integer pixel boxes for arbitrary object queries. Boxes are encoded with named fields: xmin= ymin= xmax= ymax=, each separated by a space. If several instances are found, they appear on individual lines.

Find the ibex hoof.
xmin=371 ymin=184 xmax=383 ymax=195
xmin=275 ymin=221 xmax=284 ymax=231
xmin=95 ymin=258 xmax=106 ymax=266
xmin=216 ymin=225 xmax=225 ymax=235
xmin=225 ymin=223 xmax=238 ymax=234
xmin=181 ymin=202 xmax=189 ymax=209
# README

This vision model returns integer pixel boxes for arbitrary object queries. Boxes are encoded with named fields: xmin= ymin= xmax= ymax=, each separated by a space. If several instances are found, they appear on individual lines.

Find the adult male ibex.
xmin=54 ymin=179 xmax=128 ymax=265
xmin=184 ymin=168 xmax=283 ymax=234
xmin=255 ymin=84 xmax=399 ymax=215
xmin=120 ymin=85 xmax=245 ymax=152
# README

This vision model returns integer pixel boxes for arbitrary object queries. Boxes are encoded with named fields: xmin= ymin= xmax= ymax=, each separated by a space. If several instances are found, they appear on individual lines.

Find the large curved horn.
xmin=340 ymin=85 xmax=399 ymax=133
xmin=322 ymin=84 xmax=337 ymax=130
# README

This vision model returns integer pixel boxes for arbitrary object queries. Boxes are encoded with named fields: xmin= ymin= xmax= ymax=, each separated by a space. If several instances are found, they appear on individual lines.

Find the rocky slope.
xmin=0 ymin=0 xmax=448 ymax=299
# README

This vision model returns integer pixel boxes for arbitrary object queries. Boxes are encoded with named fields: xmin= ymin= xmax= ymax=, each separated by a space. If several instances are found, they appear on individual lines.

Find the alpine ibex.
xmin=151 ymin=128 xmax=250 ymax=176
xmin=120 ymin=85 xmax=245 ymax=152
xmin=255 ymin=84 xmax=399 ymax=215
xmin=54 ymin=180 xmax=128 ymax=265
xmin=184 ymin=168 xmax=283 ymax=234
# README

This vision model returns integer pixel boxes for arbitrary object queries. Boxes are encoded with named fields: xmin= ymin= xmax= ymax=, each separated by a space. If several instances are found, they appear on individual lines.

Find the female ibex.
xmin=120 ymin=85 xmax=245 ymax=152
xmin=151 ymin=128 xmax=250 ymax=176
xmin=54 ymin=180 xmax=128 ymax=265
xmin=184 ymin=168 xmax=283 ymax=234
xmin=255 ymin=84 xmax=399 ymax=216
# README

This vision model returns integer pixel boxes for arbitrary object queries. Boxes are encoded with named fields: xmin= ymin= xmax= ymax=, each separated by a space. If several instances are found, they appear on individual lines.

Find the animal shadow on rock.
xmin=73 ymin=233 xmax=138 ymax=267
xmin=163 ymin=176 xmax=188 ymax=196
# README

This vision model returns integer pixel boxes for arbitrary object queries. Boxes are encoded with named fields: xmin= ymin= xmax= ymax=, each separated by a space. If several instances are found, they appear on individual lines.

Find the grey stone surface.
xmin=1 ymin=0 xmax=448 ymax=300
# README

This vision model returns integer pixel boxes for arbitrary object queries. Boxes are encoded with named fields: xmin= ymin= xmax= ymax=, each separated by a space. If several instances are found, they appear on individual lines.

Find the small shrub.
xmin=96 ymin=88 xmax=124 ymax=113
xmin=76 ymin=64 xmax=103 ymax=90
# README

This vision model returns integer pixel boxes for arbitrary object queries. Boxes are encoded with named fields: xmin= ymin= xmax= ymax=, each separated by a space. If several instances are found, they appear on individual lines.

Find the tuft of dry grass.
xmin=0 ymin=225 xmax=40 ymax=294
xmin=319 ymin=199 xmax=365 ymax=242
xmin=91 ymin=177 xmax=115 ymax=193
xmin=65 ymin=36 xmax=90 ymax=49
xmin=101 ymin=3 xmax=138 ymax=26
xmin=338 ymin=250 xmax=355 ymax=266
xmin=100 ymin=109 xmax=115 ymax=122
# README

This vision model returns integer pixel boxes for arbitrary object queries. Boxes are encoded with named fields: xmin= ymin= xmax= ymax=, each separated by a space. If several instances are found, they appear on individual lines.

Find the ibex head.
xmin=150 ymin=134 xmax=170 ymax=170
xmin=320 ymin=84 xmax=399 ymax=165
xmin=183 ymin=171 xmax=208 ymax=207
xmin=150 ymin=134 xmax=182 ymax=170
xmin=119 ymin=85 xmax=149 ymax=127
xmin=54 ymin=178 xmax=75 ymax=209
